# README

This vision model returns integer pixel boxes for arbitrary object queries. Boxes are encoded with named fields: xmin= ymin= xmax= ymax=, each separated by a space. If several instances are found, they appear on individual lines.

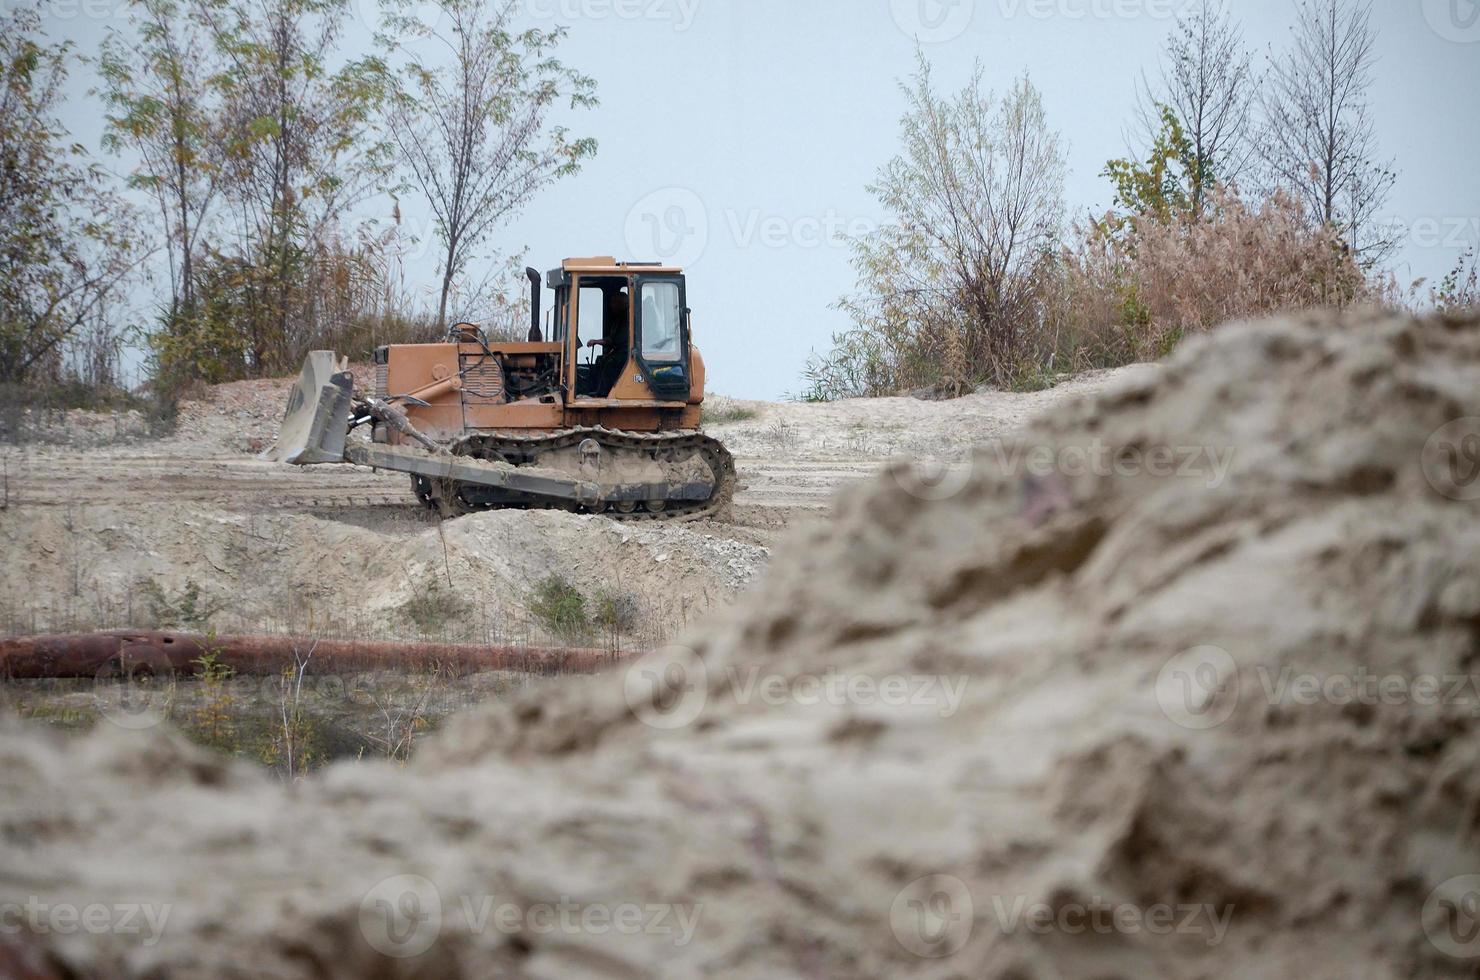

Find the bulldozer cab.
xmin=548 ymin=258 xmax=691 ymax=404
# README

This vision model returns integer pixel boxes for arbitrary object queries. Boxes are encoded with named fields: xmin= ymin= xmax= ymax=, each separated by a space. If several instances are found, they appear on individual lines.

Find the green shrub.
xmin=138 ymin=578 xmax=217 ymax=630
xmin=592 ymin=588 xmax=640 ymax=636
xmin=399 ymin=578 xmax=472 ymax=635
xmin=701 ymin=400 xmax=759 ymax=425
xmin=528 ymin=574 xmax=590 ymax=641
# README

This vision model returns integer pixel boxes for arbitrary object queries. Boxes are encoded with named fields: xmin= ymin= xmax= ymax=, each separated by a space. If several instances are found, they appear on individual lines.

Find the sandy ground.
xmin=3 ymin=309 xmax=1478 ymax=978
xmin=0 ymin=368 xmax=1141 ymax=643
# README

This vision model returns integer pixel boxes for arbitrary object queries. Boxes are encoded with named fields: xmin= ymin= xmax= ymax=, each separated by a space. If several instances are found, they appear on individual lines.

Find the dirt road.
xmin=3 ymin=449 xmax=855 ymax=521
xmin=3 ymin=368 xmax=1137 ymax=518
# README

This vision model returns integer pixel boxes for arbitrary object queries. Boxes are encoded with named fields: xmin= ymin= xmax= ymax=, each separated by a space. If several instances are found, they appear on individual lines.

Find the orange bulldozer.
xmin=268 ymin=257 xmax=735 ymax=521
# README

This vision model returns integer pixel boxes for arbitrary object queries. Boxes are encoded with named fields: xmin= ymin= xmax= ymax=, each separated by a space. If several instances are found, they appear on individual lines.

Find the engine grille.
xmin=461 ymin=357 xmax=506 ymax=403
xmin=374 ymin=362 xmax=388 ymax=398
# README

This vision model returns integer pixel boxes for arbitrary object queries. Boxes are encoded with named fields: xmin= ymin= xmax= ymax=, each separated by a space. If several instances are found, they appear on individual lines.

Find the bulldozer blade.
xmin=264 ymin=351 xmax=354 ymax=465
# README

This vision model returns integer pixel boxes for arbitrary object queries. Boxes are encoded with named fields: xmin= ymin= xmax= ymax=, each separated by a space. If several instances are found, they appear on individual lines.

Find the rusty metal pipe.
xmin=0 ymin=631 xmax=632 ymax=680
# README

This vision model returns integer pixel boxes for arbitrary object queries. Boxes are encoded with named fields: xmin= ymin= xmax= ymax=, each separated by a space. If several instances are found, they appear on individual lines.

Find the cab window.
xmin=639 ymin=281 xmax=682 ymax=362
xmin=576 ymin=285 xmax=606 ymax=345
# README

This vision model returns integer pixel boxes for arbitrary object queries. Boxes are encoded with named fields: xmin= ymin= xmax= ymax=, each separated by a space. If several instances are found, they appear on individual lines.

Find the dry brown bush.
xmin=1120 ymin=188 xmax=1368 ymax=331
xmin=816 ymin=179 xmax=1383 ymax=399
xmin=1032 ymin=187 xmax=1375 ymax=380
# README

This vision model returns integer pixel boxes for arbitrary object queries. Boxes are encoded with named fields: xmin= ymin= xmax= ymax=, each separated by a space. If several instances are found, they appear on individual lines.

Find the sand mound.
xmin=4 ymin=308 xmax=1480 ymax=978
xmin=0 ymin=503 xmax=766 ymax=644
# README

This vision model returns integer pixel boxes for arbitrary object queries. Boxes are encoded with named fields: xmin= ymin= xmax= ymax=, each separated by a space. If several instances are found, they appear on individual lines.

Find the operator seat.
xmin=593 ymin=291 xmax=630 ymax=396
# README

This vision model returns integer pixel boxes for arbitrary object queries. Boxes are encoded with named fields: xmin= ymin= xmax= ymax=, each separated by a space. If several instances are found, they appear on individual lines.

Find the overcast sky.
xmin=37 ymin=0 xmax=1480 ymax=398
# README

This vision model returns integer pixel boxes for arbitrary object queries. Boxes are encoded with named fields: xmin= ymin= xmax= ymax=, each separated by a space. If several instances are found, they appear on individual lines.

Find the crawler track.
xmin=416 ymin=427 xmax=739 ymax=523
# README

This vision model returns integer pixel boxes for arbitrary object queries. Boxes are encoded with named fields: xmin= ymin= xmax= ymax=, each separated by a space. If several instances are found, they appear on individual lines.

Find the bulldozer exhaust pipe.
xmin=526 ymin=266 xmax=543 ymax=342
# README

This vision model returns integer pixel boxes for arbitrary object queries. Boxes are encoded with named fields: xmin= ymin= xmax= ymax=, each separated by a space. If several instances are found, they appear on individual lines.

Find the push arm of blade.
xmin=357 ymin=396 xmax=445 ymax=455
xmin=346 ymin=443 xmax=602 ymax=507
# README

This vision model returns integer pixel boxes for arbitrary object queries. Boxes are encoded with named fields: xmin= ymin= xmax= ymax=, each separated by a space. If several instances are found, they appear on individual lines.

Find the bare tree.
xmin=191 ymin=0 xmax=389 ymax=374
xmin=0 ymin=9 xmax=142 ymax=385
xmin=836 ymin=55 xmax=1066 ymax=391
xmin=1258 ymin=0 xmax=1396 ymax=264
xmin=99 ymin=0 xmax=220 ymax=325
xmin=383 ymin=0 xmax=597 ymax=327
xmin=1134 ymin=2 xmax=1256 ymax=219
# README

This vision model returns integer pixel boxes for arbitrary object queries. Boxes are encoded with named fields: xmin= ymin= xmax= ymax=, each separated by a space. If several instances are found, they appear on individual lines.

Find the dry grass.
xmin=3 ymin=667 xmax=527 ymax=779
xmin=1051 ymin=188 xmax=1369 ymax=363
xmin=701 ymin=397 xmax=760 ymax=426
